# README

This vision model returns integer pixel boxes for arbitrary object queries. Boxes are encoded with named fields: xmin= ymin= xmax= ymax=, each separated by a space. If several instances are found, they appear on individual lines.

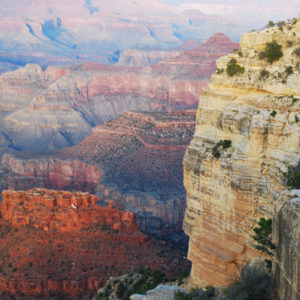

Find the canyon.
xmin=0 ymin=31 xmax=238 ymax=238
xmin=183 ymin=18 xmax=300 ymax=295
xmin=0 ymin=2 xmax=299 ymax=298
xmin=0 ymin=188 xmax=189 ymax=300
xmin=0 ymin=33 xmax=238 ymax=155
xmin=0 ymin=110 xmax=196 ymax=237
xmin=0 ymin=0 xmax=278 ymax=69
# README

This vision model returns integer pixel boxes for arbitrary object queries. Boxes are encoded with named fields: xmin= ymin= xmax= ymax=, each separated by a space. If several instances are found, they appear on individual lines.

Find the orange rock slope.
xmin=0 ymin=189 xmax=188 ymax=300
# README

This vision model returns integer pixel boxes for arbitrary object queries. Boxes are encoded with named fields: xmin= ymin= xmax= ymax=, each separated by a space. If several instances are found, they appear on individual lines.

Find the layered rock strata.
xmin=0 ymin=33 xmax=237 ymax=154
xmin=1 ymin=155 xmax=101 ymax=194
xmin=1 ymin=111 xmax=196 ymax=237
xmin=183 ymin=21 xmax=300 ymax=286
xmin=117 ymin=49 xmax=181 ymax=66
xmin=273 ymin=191 xmax=300 ymax=300
xmin=0 ymin=189 xmax=188 ymax=299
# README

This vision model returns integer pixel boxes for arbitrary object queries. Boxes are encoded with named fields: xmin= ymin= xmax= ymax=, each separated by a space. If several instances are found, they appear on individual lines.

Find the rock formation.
xmin=117 ymin=49 xmax=181 ymax=66
xmin=3 ymin=0 xmax=282 ymax=69
xmin=0 ymin=33 xmax=237 ymax=154
xmin=0 ymin=111 xmax=196 ymax=237
xmin=0 ymin=189 xmax=189 ymax=299
xmin=183 ymin=20 xmax=300 ymax=286
xmin=0 ymin=155 xmax=101 ymax=194
xmin=273 ymin=190 xmax=300 ymax=300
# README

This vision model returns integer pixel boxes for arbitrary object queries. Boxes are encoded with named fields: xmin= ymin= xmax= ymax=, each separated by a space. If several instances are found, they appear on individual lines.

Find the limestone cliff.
xmin=273 ymin=190 xmax=300 ymax=300
xmin=183 ymin=20 xmax=300 ymax=286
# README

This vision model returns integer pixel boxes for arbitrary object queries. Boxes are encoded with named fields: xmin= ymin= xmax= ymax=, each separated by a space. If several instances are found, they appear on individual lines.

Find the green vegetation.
xmin=222 ymin=140 xmax=232 ymax=149
xmin=174 ymin=286 xmax=216 ymax=300
xmin=225 ymin=263 xmax=271 ymax=300
xmin=95 ymin=269 xmax=169 ymax=300
xmin=125 ymin=270 xmax=166 ymax=296
xmin=286 ymin=40 xmax=293 ymax=47
xmin=226 ymin=58 xmax=245 ymax=77
xmin=284 ymin=161 xmax=300 ymax=189
xmin=270 ymin=110 xmax=277 ymax=117
xmin=259 ymin=70 xmax=270 ymax=80
xmin=116 ymin=282 xmax=126 ymax=298
xmin=175 ymin=269 xmax=190 ymax=285
xmin=213 ymin=150 xmax=221 ymax=159
xmin=216 ymin=68 xmax=224 ymax=74
xmin=212 ymin=140 xmax=232 ymax=159
xmin=268 ymin=21 xmax=275 ymax=27
xmin=285 ymin=66 xmax=293 ymax=75
xmin=175 ymin=291 xmax=190 ymax=300
xmin=252 ymin=218 xmax=275 ymax=258
xmin=264 ymin=40 xmax=283 ymax=64
xmin=277 ymin=21 xmax=285 ymax=26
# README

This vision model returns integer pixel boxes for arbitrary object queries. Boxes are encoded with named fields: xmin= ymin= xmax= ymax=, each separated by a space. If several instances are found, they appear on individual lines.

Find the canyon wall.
xmin=183 ymin=21 xmax=300 ymax=286
xmin=0 ymin=155 xmax=101 ymax=193
xmin=273 ymin=191 xmax=300 ymax=300
xmin=1 ymin=111 xmax=196 ymax=237
xmin=117 ymin=49 xmax=181 ymax=66
xmin=0 ymin=189 xmax=189 ymax=299
xmin=0 ymin=33 xmax=237 ymax=155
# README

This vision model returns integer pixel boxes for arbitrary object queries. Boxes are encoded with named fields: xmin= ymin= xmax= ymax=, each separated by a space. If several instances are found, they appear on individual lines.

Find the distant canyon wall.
xmin=0 ymin=33 xmax=237 ymax=154
xmin=0 ymin=111 xmax=196 ymax=237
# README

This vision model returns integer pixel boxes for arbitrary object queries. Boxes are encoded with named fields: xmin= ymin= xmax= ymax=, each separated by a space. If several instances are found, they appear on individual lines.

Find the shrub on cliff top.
xmin=226 ymin=58 xmax=245 ymax=77
xmin=264 ymin=40 xmax=283 ymax=64
xmin=285 ymin=66 xmax=293 ymax=75
xmin=259 ymin=70 xmax=270 ymax=80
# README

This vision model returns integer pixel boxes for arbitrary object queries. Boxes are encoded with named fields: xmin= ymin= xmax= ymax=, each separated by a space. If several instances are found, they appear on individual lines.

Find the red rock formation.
xmin=1 ymin=155 xmax=101 ymax=194
xmin=0 ymin=111 xmax=196 ymax=237
xmin=1 ymin=189 xmax=134 ymax=233
xmin=0 ymin=189 xmax=189 ymax=299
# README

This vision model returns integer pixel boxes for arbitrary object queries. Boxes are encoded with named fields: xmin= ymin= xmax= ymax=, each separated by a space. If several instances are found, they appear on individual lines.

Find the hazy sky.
xmin=159 ymin=0 xmax=300 ymax=32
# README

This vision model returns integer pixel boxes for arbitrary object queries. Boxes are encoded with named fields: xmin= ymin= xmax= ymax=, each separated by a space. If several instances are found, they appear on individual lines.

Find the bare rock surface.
xmin=183 ymin=20 xmax=300 ymax=286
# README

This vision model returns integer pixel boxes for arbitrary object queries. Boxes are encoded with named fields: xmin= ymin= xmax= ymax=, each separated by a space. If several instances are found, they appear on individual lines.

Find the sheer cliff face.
xmin=183 ymin=21 xmax=300 ymax=286
xmin=273 ymin=191 xmax=300 ymax=300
